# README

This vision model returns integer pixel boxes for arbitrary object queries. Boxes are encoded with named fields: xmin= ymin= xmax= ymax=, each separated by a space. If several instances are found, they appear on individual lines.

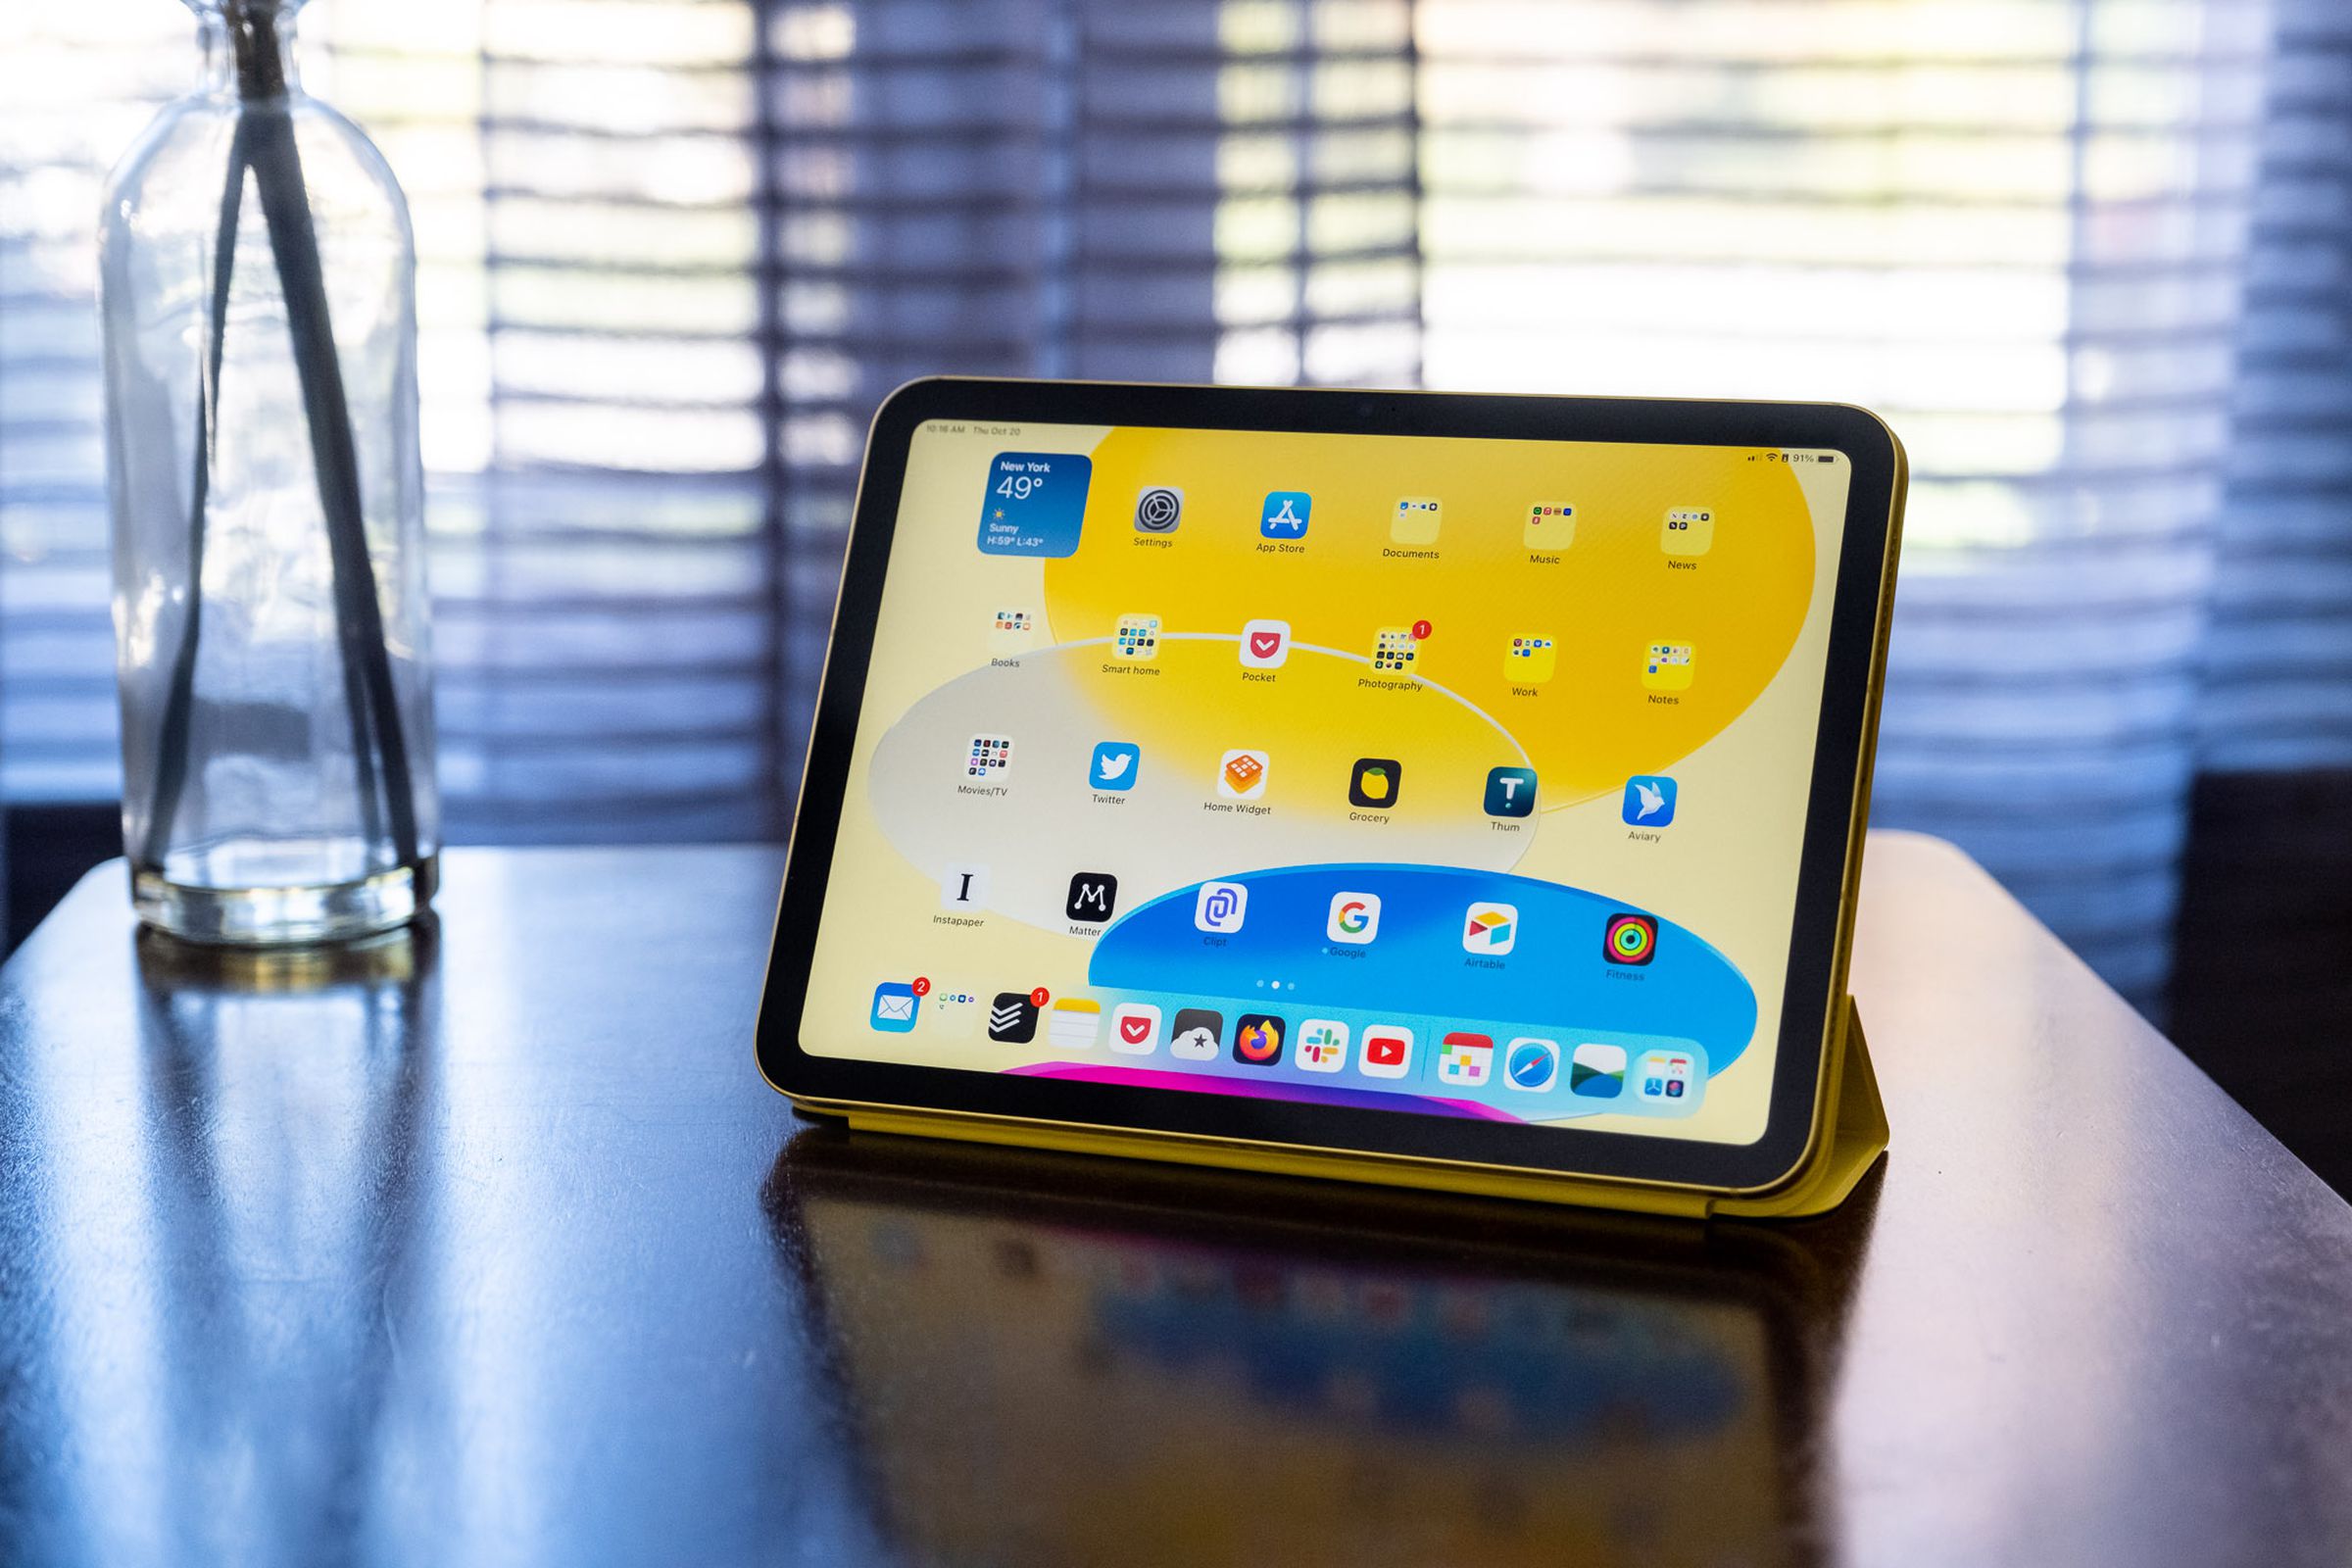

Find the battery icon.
xmin=1818 ymin=454 xmax=1837 ymax=464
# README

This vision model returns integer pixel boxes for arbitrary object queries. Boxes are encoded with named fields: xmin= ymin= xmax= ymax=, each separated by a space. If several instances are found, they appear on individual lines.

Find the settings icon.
xmin=1133 ymin=485 xmax=1183 ymax=533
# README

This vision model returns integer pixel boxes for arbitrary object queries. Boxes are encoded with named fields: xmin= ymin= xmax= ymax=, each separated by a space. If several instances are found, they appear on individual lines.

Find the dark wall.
xmin=6 ymin=805 xmax=120 ymax=953
xmin=2169 ymin=769 xmax=2352 ymax=1200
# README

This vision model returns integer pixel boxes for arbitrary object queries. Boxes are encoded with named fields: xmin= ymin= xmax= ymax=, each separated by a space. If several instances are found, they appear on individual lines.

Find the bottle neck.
xmin=197 ymin=5 xmax=303 ymax=103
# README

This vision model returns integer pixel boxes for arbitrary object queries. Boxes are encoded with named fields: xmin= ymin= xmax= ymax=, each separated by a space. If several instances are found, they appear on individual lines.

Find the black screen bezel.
xmin=757 ymin=378 xmax=1900 ymax=1194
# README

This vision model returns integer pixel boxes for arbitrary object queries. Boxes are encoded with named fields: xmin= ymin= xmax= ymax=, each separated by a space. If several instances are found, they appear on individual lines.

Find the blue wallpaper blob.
xmin=1088 ymin=863 xmax=1759 ymax=1075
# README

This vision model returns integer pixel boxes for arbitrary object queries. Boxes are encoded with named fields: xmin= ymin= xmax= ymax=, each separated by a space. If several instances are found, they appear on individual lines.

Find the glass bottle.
xmin=101 ymin=0 xmax=438 ymax=945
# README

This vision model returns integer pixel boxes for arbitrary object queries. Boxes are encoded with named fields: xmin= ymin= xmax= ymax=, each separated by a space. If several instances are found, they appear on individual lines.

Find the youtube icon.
xmin=1360 ymin=1025 xmax=1413 ymax=1080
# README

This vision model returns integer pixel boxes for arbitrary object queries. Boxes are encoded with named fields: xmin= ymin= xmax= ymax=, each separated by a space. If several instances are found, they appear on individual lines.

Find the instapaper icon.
xmin=1194 ymin=880 xmax=1249 ymax=935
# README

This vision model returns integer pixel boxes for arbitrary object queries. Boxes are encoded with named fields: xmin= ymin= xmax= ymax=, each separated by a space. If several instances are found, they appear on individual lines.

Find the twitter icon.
xmin=1090 ymin=741 xmax=1142 ymax=793
xmin=1622 ymin=774 xmax=1678 ymax=827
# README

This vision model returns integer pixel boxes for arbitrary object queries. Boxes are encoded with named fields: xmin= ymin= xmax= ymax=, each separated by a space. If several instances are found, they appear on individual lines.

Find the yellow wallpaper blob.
xmin=1042 ymin=427 xmax=1814 ymax=807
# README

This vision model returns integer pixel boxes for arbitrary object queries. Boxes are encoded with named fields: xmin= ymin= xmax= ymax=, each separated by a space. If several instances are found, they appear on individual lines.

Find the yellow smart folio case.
xmin=768 ymin=385 xmax=1905 ymax=1221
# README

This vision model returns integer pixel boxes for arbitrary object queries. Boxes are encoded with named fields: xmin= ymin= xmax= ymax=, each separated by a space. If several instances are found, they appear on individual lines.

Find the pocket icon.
xmin=1239 ymin=619 xmax=1291 ymax=668
xmin=1110 ymin=1004 xmax=1161 ymax=1054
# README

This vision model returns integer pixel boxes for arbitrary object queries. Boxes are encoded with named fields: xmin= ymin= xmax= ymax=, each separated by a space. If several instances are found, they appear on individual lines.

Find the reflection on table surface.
xmin=767 ymin=1128 xmax=1875 ymax=1568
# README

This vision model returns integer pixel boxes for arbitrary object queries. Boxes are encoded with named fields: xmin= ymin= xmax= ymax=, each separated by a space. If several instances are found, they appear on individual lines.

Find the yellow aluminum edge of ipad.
xmin=768 ymin=391 xmax=1906 ymax=1222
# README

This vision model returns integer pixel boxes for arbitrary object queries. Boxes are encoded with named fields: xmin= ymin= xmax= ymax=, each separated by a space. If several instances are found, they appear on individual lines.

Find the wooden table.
xmin=0 ymin=835 xmax=2345 ymax=1567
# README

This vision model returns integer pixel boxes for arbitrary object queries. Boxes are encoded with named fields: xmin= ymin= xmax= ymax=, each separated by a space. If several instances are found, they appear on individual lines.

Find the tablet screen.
xmin=802 ymin=417 xmax=1853 ymax=1148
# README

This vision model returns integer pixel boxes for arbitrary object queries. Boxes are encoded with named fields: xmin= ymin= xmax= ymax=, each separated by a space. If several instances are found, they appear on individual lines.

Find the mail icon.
xmin=870 ymin=982 xmax=919 ymax=1033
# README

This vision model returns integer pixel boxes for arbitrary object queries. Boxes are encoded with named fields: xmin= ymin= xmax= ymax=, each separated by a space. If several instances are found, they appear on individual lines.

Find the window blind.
xmin=0 ymin=8 xmax=185 ymax=803
xmin=0 ymin=0 xmax=1420 ymax=842
xmin=0 ymin=0 xmax=2332 ymax=1008
xmin=2201 ymin=0 xmax=2352 ymax=769
xmin=1410 ymin=0 xmax=2270 ymax=1005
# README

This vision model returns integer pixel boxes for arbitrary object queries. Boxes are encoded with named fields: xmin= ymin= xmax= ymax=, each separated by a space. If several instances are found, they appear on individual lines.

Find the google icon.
xmin=1327 ymin=891 xmax=1382 ymax=945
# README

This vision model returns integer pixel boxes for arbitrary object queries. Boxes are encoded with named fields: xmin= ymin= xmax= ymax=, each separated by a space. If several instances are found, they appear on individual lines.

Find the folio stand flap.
xmin=1711 ymin=996 xmax=1887 ymax=1220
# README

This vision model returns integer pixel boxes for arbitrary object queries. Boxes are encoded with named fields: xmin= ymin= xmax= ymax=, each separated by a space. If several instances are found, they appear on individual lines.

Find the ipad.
xmin=759 ymin=379 xmax=1903 ymax=1199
